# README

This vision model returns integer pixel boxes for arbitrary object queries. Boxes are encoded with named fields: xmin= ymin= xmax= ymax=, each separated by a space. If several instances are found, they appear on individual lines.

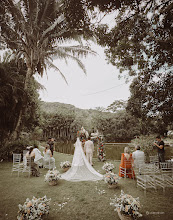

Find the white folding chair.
xmin=23 ymin=150 xmax=28 ymax=166
xmin=22 ymin=157 xmax=32 ymax=177
xmin=120 ymin=160 xmax=135 ymax=179
xmin=43 ymin=158 xmax=51 ymax=170
xmin=11 ymin=153 xmax=23 ymax=176
xmin=136 ymin=164 xmax=159 ymax=194
xmin=155 ymin=162 xmax=173 ymax=192
xmin=149 ymin=155 xmax=159 ymax=166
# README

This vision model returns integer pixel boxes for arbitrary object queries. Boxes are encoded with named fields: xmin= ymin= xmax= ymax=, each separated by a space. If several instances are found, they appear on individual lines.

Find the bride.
xmin=61 ymin=137 xmax=103 ymax=181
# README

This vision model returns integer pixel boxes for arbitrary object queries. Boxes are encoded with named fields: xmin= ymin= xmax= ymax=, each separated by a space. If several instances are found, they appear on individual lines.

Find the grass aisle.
xmin=0 ymin=150 xmax=173 ymax=220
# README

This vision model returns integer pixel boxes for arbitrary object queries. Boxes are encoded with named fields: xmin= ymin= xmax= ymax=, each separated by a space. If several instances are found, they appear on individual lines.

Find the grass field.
xmin=0 ymin=150 xmax=173 ymax=220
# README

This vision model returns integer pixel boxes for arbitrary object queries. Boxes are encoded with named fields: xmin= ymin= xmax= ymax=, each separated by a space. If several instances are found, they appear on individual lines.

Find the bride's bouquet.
xmin=17 ymin=196 xmax=51 ymax=220
xmin=102 ymin=162 xmax=114 ymax=172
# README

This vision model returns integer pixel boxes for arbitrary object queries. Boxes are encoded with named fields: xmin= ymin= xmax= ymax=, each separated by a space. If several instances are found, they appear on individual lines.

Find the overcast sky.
xmin=35 ymin=42 xmax=131 ymax=109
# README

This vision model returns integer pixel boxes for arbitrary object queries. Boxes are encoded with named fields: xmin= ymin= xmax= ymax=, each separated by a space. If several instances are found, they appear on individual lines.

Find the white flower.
xmin=110 ymin=191 xmax=142 ymax=218
xmin=60 ymin=161 xmax=71 ymax=168
xmin=102 ymin=162 xmax=114 ymax=172
xmin=45 ymin=170 xmax=61 ymax=182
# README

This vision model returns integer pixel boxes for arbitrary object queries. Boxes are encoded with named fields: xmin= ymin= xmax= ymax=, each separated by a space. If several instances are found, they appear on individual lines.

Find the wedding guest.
xmin=132 ymin=145 xmax=145 ymax=171
xmin=33 ymin=144 xmax=44 ymax=168
xmin=47 ymin=137 xmax=55 ymax=155
xmin=84 ymin=136 xmax=94 ymax=166
xmin=43 ymin=144 xmax=56 ymax=169
xmin=154 ymin=136 xmax=165 ymax=162
xmin=119 ymin=146 xmax=135 ymax=179
xmin=26 ymin=147 xmax=40 ymax=177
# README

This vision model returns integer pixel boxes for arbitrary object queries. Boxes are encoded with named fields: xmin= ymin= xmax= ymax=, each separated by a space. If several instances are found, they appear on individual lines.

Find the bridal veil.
xmin=61 ymin=138 xmax=103 ymax=181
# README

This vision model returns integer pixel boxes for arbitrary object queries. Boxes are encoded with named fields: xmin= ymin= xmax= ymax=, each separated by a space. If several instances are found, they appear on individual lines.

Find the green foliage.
xmin=0 ymin=0 xmax=96 ymax=79
xmin=131 ymin=135 xmax=158 ymax=162
xmin=92 ymin=110 xmax=140 ymax=141
xmin=0 ymin=60 xmax=41 ymax=144
xmin=126 ymin=72 xmax=173 ymax=132
xmin=93 ymin=0 xmax=173 ymax=128
xmin=0 ymin=139 xmax=39 ymax=160
xmin=107 ymin=100 xmax=127 ymax=112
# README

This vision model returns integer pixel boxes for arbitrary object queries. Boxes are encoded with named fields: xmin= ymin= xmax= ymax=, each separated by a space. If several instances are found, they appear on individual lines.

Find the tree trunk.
xmin=9 ymin=67 xmax=32 ymax=141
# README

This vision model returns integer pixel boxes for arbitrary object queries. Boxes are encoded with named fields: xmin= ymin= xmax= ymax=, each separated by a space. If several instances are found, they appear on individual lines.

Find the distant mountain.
xmin=40 ymin=101 xmax=76 ymax=113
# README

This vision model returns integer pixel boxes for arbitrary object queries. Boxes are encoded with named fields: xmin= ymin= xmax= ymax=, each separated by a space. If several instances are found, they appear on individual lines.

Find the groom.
xmin=84 ymin=137 xmax=94 ymax=166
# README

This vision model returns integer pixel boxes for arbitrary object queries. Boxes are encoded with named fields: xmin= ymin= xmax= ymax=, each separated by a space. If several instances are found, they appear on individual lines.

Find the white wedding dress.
xmin=61 ymin=138 xmax=103 ymax=182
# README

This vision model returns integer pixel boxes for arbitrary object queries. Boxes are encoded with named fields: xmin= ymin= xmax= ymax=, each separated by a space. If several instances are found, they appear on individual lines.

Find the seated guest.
xmin=26 ymin=147 xmax=40 ymax=177
xmin=119 ymin=146 xmax=135 ymax=179
xmin=43 ymin=145 xmax=56 ymax=169
xmin=33 ymin=144 xmax=43 ymax=167
xmin=132 ymin=145 xmax=145 ymax=173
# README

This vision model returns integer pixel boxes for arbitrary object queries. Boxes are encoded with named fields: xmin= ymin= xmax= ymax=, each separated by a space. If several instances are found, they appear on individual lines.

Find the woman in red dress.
xmin=119 ymin=147 xmax=135 ymax=179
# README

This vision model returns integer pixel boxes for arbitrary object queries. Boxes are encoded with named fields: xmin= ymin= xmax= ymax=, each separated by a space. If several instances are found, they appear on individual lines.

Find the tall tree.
xmin=0 ymin=0 xmax=95 ymax=139
xmin=92 ymin=0 xmax=173 ymax=128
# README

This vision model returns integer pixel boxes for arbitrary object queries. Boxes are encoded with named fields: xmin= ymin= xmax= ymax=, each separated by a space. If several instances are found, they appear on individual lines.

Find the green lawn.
xmin=0 ymin=150 xmax=173 ymax=220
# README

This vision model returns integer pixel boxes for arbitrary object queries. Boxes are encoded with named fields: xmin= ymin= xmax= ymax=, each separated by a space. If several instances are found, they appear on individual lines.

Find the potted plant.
xmin=17 ymin=196 xmax=51 ymax=220
xmin=102 ymin=162 xmax=114 ymax=173
xmin=110 ymin=190 xmax=142 ymax=220
xmin=104 ymin=172 xmax=120 ymax=188
xmin=60 ymin=161 xmax=71 ymax=172
xmin=45 ymin=170 xmax=61 ymax=186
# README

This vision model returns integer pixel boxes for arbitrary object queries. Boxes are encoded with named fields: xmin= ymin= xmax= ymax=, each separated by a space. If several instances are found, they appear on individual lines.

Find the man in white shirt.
xmin=84 ymin=137 xmax=94 ymax=166
xmin=33 ymin=144 xmax=44 ymax=167
xmin=132 ymin=145 xmax=145 ymax=171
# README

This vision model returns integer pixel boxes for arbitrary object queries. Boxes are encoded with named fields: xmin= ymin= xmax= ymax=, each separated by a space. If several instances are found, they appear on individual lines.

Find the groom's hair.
xmin=88 ymin=136 xmax=91 ymax=140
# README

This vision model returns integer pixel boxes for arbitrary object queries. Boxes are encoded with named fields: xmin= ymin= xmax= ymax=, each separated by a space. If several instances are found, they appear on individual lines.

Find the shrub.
xmin=131 ymin=135 xmax=158 ymax=162
xmin=0 ymin=139 xmax=39 ymax=160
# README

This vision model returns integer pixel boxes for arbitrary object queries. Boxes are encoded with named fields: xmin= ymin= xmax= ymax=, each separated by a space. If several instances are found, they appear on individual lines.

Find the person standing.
xmin=154 ymin=136 xmax=165 ymax=162
xmin=84 ymin=137 xmax=94 ymax=166
xmin=47 ymin=137 xmax=55 ymax=156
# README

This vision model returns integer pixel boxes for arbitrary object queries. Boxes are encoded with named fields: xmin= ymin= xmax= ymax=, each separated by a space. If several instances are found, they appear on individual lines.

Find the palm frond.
xmin=46 ymin=59 xmax=68 ymax=85
xmin=41 ymin=14 xmax=65 ymax=39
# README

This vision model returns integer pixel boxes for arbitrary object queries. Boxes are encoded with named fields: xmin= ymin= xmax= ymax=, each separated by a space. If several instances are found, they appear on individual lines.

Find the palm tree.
xmin=0 ymin=0 xmax=95 ymax=139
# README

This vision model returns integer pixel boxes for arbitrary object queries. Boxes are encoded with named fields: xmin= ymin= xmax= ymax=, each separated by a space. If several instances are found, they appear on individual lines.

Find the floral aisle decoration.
xmin=91 ymin=130 xmax=106 ymax=162
xmin=104 ymin=173 xmax=120 ymax=188
xmin=45 ymin=170 xmax=61 ymax=185
xmin=17 ymin=196 xmax=51 ymax=220
xmin=110 ymin=190 xmax=142 ymax=220
xmin=102 ymin=162 xmax=114 ymax=173
xmin=97 ymin=136 xmax=106 ymax=162
xmin=60 ymin=161 xmax=71 ymax=172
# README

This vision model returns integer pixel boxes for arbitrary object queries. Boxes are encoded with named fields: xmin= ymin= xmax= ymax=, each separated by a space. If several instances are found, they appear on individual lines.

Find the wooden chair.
xmin=11 ymin=153 xmax=23 ymax=177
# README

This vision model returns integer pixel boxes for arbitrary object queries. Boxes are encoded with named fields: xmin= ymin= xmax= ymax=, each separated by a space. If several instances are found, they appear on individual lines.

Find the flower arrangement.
xmin=60 ymin=161 xmax=71 ymax=169
xmin=110 ymin=190 xmax=142 ymax=219
xmin=104 ymin=173 xmax=120 ymax=185
xmin=44 ymin=170 xmax=61 ymax=183
xmin=17 ymin=196 xmax=51 ymax=220
xmin=102 ymin=162 xmax=114 ymax=172
xmin=97 ymin=137 xmax=106 ymax=162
